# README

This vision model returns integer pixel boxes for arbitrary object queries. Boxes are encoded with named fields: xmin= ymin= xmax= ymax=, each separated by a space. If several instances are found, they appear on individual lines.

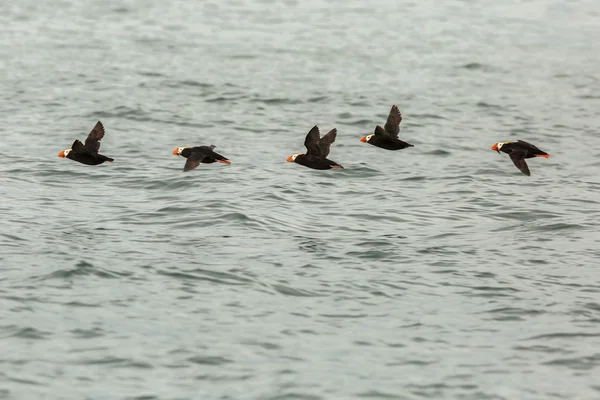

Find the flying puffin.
xmin=360 ymin=105 xmax=414 ymax=150
xmin=58 ymin=121 xmax=114 ymax=165
xmin=286 ymin=125 xmax=343 ymax=170
xmin=172 ymin=145 xmax=230 ymax=171
xmin=491 ymin=140 xmax=549 ymax=176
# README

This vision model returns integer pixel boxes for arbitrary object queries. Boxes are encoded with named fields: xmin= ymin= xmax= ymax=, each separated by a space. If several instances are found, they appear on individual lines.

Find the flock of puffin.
xmin=58 ymin=104 xmax=549 ymax=176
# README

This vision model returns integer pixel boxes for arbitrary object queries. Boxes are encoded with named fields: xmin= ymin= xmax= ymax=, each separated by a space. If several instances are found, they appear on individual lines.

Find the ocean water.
xmin=1 ymin=0 xmax=600 ymax=399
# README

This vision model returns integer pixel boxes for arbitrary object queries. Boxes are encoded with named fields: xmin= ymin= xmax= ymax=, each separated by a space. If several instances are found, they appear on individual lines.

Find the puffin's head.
xmin=286 ymin=154 xmax=300 ymax=162
xmin=360 ymin=134 xmax=374 ymax=143
xmin=58 ymin=149 xmax=71 ymax=158
xmin=491 ymin=142 xmax=506 ymax=153
xmin=172 ymin=147 xmax=187 ymax=156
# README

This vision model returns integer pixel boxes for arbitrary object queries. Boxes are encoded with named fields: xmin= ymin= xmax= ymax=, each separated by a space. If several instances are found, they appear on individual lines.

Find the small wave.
xmin=70 ymin=328 xmax=105 ymax=339
xmin=319 ymin=313 xmax=367 ymax=319
xmin=426 ymin=149 xmax=451 ymax=156
xmin=512 ymin=345 xmax=570 ymax=354
xmin=527 ymin=222 xmax=583 ymax=232
xmin=411 ymin=113 xmax=448 ymax=120
xmin=259 ymin=97 xmax=304 ymax=105
xmin=271 ymin=284 xmax=322 ymax=297
xmin=42 ymin=261 xmax=130 ymax=280
xmin=338 ymin=119 xmax=373 ymax=126
xmin=164 ymin=79 xmax=214 ymax=88
xmin=542 ymin=354 xmax=600 ymax=370
xmin=4 ymin=326 xmax=49 ymax=340
xmin=525 ymin=332 xmax=600 ymax=341
xmin=137 ymin=71 xmax=165 ymax=78
xmin=459 ymin=62 xmax=495 ymax=72
xmin=356 ymin=390 xmax=406 ymax=399
xmin=187 ymin=355 xmax=232 ymax=365
xmin=345 ymin=249 xmax=399 ymax=260
xmin=307 ymin=96 xmax=328 ymax=103
xmin=75 ymin=356 xmax=153 ymax=369
xmin=157 ymin=268 xmax=253 ymax=286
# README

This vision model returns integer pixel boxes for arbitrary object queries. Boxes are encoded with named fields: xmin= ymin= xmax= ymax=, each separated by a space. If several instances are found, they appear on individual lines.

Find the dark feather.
xmin=318 ymin=128 xmax=337 ymax=158
xmin=183 ymin=157 xmax=201 ymax=171
xmin=509 ymin=150 xmax=531 ymax=176
xmin=71 ymin=139 xmax=87 ymax=152
xmin=84 ymin=121 xmax=105 ymax=154
xmin=374 ymin=125 xmax=388 ymax=137
xmin=304 ymin=125 xmax=322 ymax=157
xmin=384 ymin=105 xmax=402 ymax=138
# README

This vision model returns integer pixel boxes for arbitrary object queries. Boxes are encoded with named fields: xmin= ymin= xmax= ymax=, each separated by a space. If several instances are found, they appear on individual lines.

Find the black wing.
xmin=304 ymin=125 xmax=322 ymax=157
xmin=71 ymin=139 xmax=88 ymax=152
xmin=183 ymin=148 xmax=210 ymax=171
xmin=384 ymin=105 xmax=402 ymax=138
xmin=183 ymin=158 xmax=201 ymax=171
xmin=84 ymin=121 xmax=105 ymax=154
xmin=374 ymin=125 xmax=388 ymax=137
xmin=509 ymin=150 xmax=531 ymax=176
xmin=319 ymin=128 xmax=337 ymax=158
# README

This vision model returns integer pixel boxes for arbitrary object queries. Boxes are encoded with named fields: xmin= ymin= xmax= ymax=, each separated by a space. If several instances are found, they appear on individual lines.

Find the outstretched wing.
xmin=183 ymin=147 xmax=212 ymax=171
xmin=319 ymin=128 xmax=337 ymax=158
xmin=183 ymin=155 xmax=202 ymax=171
xmin=509 ymin=150 xmax=531 ymax=176
xmin=304 ymin=125 xmax=322 ymax=157
xmin=384 ymin=105 xmax=402 ymax=138
xmin=84 ymin=121 xmax=105 ymax=154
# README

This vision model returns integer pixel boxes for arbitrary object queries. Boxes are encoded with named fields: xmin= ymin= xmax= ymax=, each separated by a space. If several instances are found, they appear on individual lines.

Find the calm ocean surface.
xmin=1 ymin=0 xmax=600 ymax=399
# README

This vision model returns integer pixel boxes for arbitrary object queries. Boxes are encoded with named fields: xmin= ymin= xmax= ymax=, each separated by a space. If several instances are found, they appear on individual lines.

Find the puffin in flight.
xmin=360 ymin=105 xmax=414 ymax=150
xmin=286 ymin=125 xmax=343 ymax=170
xmin=58 ymin=121 xmax=114 ymax=165
xmin=491 ymin=140 xmax=549 ymax=176
xmin=172 ymin=145 xmax=231 ymax=171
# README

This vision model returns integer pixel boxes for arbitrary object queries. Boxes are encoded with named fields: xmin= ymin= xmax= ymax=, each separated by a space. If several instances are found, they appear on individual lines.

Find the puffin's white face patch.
xmin=63 ymin=149 xmax=71 ymax=157
xmin=496 ymin=142 xmax=504 ymax=150
xmin=291 ymin=154 xmax=299 ymax=161
xmin=366 ymin=134 xmax=374 ymax=142
xmin=177 ymin=147 xmax=186 ymax=155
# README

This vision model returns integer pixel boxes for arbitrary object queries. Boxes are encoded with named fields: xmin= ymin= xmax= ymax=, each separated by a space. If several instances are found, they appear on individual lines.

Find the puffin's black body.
xmin=292 ymin=153 xmax=343 ymax=170
xmin=287 ymin=126 xmax=343 ymax=170
xmin=173 ymin=145 xmax=230 ymax=171
xmin=360 ymin=105 xmax=413 ymax=150
xmin=58 ymin=121 xmax=113 ymax=165
xmin=491 ymin=140 xmax=549 ymax=176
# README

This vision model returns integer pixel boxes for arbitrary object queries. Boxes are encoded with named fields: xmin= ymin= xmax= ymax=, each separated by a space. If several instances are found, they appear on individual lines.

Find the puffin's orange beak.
xmin=58 ymin=150 xmax=65 ymax=158
xmin=217 ymin=159 xmax=231 ymax=165
xmin=172 ymin=148 xmax=179 ymax=155
xmin=360 ymin=136 xmax=366 ymax=143
xmin=491 ymin=143 xmax=498 ymax=152
xmin=286 ymin=155 xmax=293 ymax=162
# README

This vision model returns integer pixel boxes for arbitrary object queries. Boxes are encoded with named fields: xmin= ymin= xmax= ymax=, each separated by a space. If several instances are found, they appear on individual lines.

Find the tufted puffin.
xmin=491 ymin=140 xmax=549 ymax=176
xmin=360 ymin=105 xmax=414 ymax=150
xmin=172 ymin=145 xmax=230 ymax=171
xmin=286 ymin=125 xmax=343 ymax=170
xmin=58 ymin=121 xmax=114 ymax=165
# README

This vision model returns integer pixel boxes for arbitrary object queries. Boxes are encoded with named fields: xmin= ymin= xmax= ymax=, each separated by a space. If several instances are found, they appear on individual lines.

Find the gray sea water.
xmin=2 ymin=0 xmax=600 ymax=399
